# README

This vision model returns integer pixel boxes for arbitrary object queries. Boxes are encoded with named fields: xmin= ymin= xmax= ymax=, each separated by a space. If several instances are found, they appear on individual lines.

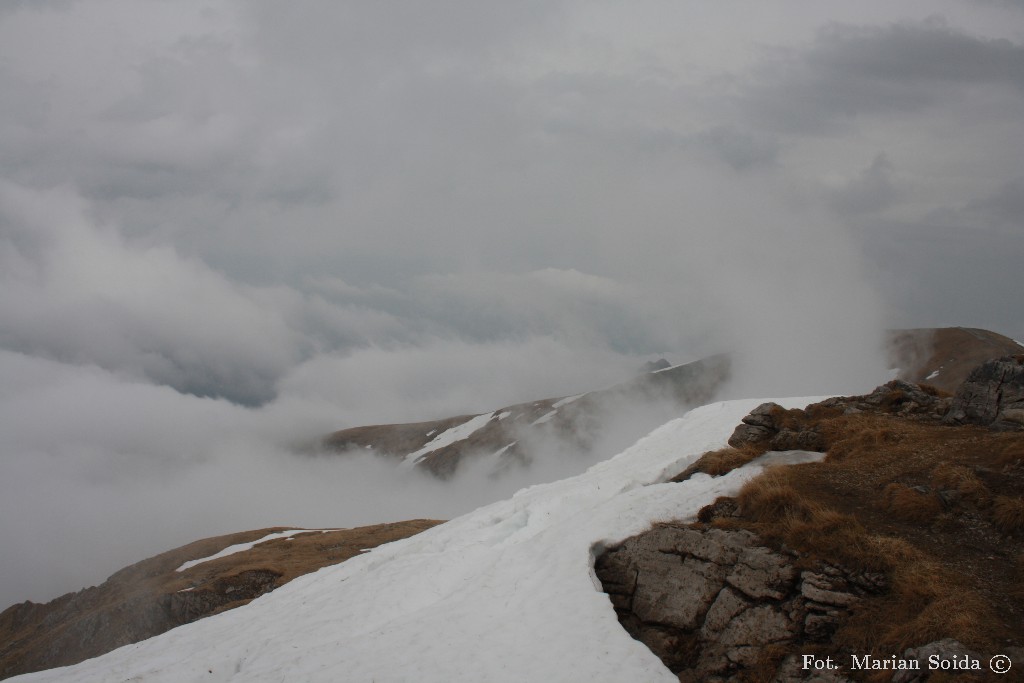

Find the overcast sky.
xmin=1 ymin=1 xmax=1023 ymax=609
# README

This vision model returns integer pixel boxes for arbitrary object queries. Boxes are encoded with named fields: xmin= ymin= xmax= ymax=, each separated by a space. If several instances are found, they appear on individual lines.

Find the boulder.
xmin=728 ymin=401 xmax=828 ymax=452
xmin=945 ymin=356 xmax=1024 ymax=430
xmin=595 ymin=526 xmax=884 ymax=681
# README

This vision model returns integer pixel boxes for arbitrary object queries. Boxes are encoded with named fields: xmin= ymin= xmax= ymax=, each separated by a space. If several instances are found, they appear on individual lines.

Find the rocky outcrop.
xmin=320 ymin=327 xmax=1023 ymax=476
xmin=944 ymin=355 xmax=1024 ymax=431
xmin=595 ymin=525 xmax=886 ymax=681
xmin=726 ymin=402 xmax=827 ymax=452
xmin=728 ymin=380 xmax=955 ymax=453
xmin=822 ymin=379 xmax=952 ymax=419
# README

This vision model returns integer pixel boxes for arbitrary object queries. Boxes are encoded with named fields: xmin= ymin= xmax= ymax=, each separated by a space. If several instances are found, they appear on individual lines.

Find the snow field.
xmin=14 ymin=396 xmax=825 ymax=683
xmin=403 ymin=412 xmax=497 ymax=465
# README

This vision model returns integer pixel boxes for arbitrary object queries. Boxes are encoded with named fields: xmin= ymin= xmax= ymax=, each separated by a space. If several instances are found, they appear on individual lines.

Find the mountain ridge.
xmin=2 ymin=326 xmax=1021 ymax=680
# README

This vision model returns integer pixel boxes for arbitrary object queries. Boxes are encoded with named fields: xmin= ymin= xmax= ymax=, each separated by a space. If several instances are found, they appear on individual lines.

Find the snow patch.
xmin=497 ymin=411 xmax=512 ymax=420
xmin=403 ymin=412 xmax=497 ymax=465
xmin=492 ymin=442 xmax=516 ymax=458
xmin=175 ymin=529 xmax=331 ymax=572
xmin=652 ymin=363 xmax=686 ymax=374
xmin=552 ymin=393 xmax=585 ymax=408
xmin=926 ymin=369 xmax=941 ymax=380
xmin=531 ymin=410 xmax=558 ymax=425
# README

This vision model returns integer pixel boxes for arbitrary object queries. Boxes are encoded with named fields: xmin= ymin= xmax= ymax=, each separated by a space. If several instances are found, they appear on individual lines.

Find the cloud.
xmin=0 ymin=182 xmax=304 ymax=405
xmin=960 ymin=178 xmax=1024 ymax=230
xmin=0 ymin=0 xmax=1021 ymax=610
xmin=742 ymin=18 xmax=1024 ymax=133
xmin=0 ymin=342 xmax=658 ymax=610
xmin=856 ymin=178 xmax=1024 ymax=338
xmin=827 ymin=153 xmax=901 ymax=215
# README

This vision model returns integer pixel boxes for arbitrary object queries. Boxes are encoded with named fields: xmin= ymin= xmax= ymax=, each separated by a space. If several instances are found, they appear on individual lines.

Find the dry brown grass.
xmin=882 ymin=483 xmax=942 ymax=523
xmin=930 ymin=463 xmax=991 ymax=507
xmin=695 ymin=446 xmax=759 ymax=475
xmin=736 ymin=468 xmax=807 ymax=523
xmin=672 ymin=444 xmax=764 ymax=482
xmin=992 ymin=496 xmax=1024 ymax=534
xmin=994 ymin=438 xmax=1024 ymax=470
xmin=735 ymin=464 xmax=994 ymax=653
xmin=721 ymin=407 xmax=1024 ymax=669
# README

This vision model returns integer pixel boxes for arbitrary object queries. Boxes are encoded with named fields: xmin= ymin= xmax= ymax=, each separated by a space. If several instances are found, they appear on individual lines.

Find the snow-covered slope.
xmin=14 ymin=397 xmax=823 ymax=683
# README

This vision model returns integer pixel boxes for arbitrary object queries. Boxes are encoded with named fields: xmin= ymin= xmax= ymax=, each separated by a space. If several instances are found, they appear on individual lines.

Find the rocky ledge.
xmin=595 ymin=525 xmax=885 ymax=681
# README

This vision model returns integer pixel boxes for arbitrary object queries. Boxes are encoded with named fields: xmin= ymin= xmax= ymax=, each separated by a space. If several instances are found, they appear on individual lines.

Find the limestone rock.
xmin=770 ymin=428 xmax=826 ymax=452
xmin=945 ymin=355 xmax=1024 ymax=430
xmin=595 ymin=526 xmax=884 ymax=682
xmin=726 ymin=547 xmax=797 ymax=600
xmin=633 ymin=556 xmax=725 ymax=630
xmin=717 ymin=604 xmax=792 ymax=647
xmin=728 ymin=423 xmax=773 ymax=447
xmin=799 ymin=572 xmax=858 ymax=607
xmin=728 ymin=401 xmax=829 ymax=452
xmin=701 ymin=588 xmax=750 ymax=636
xmin=742 ymin=402 xmax=782 ymax=429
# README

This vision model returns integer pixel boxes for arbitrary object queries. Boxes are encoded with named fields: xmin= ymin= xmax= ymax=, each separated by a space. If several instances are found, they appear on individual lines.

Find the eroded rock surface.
xmin=945 ymin=355 xmax=1024 ymax=431
xmin=595 ymin=525 xmax=885 ymax=682
xmin=726 ymin=402 xmax=827 ymax=452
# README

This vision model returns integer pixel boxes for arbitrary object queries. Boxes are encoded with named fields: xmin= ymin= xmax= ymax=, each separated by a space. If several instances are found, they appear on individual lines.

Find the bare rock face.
xmin=729 ymin=379 xmax=953 ymax=454
xmin=594 ymin=525 xmax=885 ymax=681
xmin=818 ymin=379 xmax=952 ymax=419
xmin=944 ymin=355 xmax=1024 ymax=431
xmin=726 ymin=402 xmax=827 ymax=452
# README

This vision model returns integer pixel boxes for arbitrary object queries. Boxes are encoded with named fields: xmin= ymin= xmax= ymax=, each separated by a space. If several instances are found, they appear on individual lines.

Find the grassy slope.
xmin=688 ymin=391 xmax=1023 ymax=681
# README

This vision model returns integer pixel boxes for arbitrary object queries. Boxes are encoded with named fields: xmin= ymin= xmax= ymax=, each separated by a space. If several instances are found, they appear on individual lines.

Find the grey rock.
xmin=633 ymin=555 xmax=724 ymax=630
xmin=728 ymin=423 xmax=773 ymax=448
xmin=718 ymin=604 xmax=792 ymax=647
xmin=992 ymin=407 xmax=1024 ymax=431
xmin=678 ymin=528 xmax=756 ymax=566
xmin=742 ymin=402 xmax=782 ymax=429
xmin=726 ymin=547 xmax=797 ymax=600
xmin=800 ymin=572 xmax=858 ymax=607
xmin=594 ymin=526 xmax=887 ymax=681
xmin=770 ymin=428 xmax=826 ymax=452
xmin=945 ymin=356 xmax=1024 ymax=429
xmin=701 ymin=588 xmax=750 ymax=636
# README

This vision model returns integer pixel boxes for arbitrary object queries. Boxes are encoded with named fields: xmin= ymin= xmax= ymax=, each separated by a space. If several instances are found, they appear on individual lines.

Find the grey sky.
xmin=1 ymin=0 xmax=1022 ymax=608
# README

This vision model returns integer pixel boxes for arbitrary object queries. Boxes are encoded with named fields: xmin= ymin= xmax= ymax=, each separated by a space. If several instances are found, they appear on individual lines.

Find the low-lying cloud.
xmin=1 ymin=0 xmax=1022 ymax=610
